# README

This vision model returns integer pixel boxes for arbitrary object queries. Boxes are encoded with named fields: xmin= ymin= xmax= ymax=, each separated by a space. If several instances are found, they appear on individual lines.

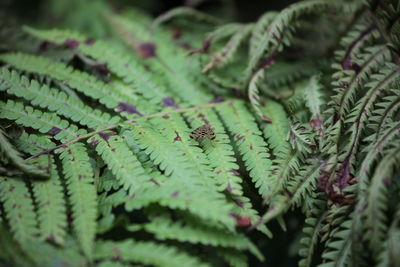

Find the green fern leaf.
xmin=153 ymin=6 xmax=222 ymax=28
xmin=0 ymin=176 xmax=38 ymax=244
xmin=217 ymin=101 xmax=273 ymax=197
xmin=125 ymin=177 xmax=237 ymax=231
xmin=246 ymin=0 xmax=355 ymax=77
xmin=0 ymin=52 xmax=150 ymax=116
xmin=15 ymin=133 xmax=67 ymax=244
xmin=0 ymin=100 xmax=86 ymax=141
xmin=0 ymin=68 xmax=120 ymax=129
xmin=185 ymin=108 xmax=243 ymax=195
xmin=23 ymin=27 xmax=169 ymax=108
xmin=0 ymin=127 xmax=49 ymax=179
xmin=287 ymin=159 xmax=322 ymax=208
xmin=203 ymin=25 xmax=252 ymax=73
xmin=91 ymin=133 xmax=150 ymax=193
xmin=298 ymin=196 xmax=327 ymax=267
xmin=150 ymin=113 xmax=219 ymax=189
xmin=217 ymin=247 xmax=248 ymax=267
xmin=364 ymin=146 xmax=400 ymax=259
xmin=95 ymin=239 xmax=210 ymax=267
xmin=303 ymin=74 xmax=325 ymax=121
xmin=248 ymin=69 xmax=272 ymax=122
xmin=320 ymin=218 xmax=352 ymax=267
xmin=249 ymin=12 xmax=277 ymax=59
xmin=59 ymin=143 xmax=97 ymax=259
xmin=260 ymin=99 xmax=290 ymax=157
xmin=143 ymin=214 xmax=253 ymax=250
xmin=105 ymin=16 xmax=213 ymax=105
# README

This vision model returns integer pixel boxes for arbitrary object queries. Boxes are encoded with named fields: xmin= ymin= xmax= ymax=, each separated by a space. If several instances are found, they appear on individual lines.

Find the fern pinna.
xmin=0 ymin=0 xmax=399 ymax=266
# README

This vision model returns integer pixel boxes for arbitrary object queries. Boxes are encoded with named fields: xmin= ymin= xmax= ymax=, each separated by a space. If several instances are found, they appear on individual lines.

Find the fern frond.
xmin=288 ymin=121 xmax=313 ymax=154
xmin=0 ymin=100 xmax=86 ymax=141
xmin=358 ymin=121 xmax=400 ymax=193
xmin=97 ymin=261 xmax=131 ymax=267
xmin=368 ymin=89 xmax=400 ymax=139
xmin=106 ymin=17 xmax=214 ymax=105
xmin=0 ymin=127 xmax=49 ymax=179
xmin=0 ymin=225 xmax=35 ymax=266
xmin=124 ymin=121 xmax=218 ymax=191
xmin=0 ymin=52 xmax=149 ymax=115
xmin=28 ymin=155 xmax=67 ymax=244
xmin=151 ymin=113 xmax=217 ymax=184
xmin=0 ymin=176 xmax=38 ymax=244
xmin=0 ymin=68 xmax=120 ymax=129
xmin=197 ymin=23 xmax=243 ymax=54
xmin=260 ymin=99 xmax=290 ymax=157
xmin=246 ymin=0 xmax=355 ymax=77
xmin=217 ymin=101 xmax=273 ymax=197
xmin=364 ymin=145 xmax=400 ymax=260
xmin=263 ymin=60 xmax=325 ymax=89
xmin=258 ymin=99 xmax=297 ymax=200
xmin=153 ymin=7 xmax=222 ymax=28
xmin=15 ymin=132 xmax=67 ymax=244
xmin=91 ymin=133 xmax=150 ymax=193
xmin=334 ymin=45 xmax=390 ymax=120
xmin=303 ymin=74 xmax=325 ymax=121
xmin=248 ymin=69 xmax=272 ymax=122
xmin=185 ymin=109 xmax=243 ymax=194
xmin=320 ymin=218 xmax=352 ymax=267
xmin=217 ymin=247 xmax=248 ymax=267
xmin=203 ymin=25 xmax=252 ymax=73
xmin=143 ymin=214 xmax=254 ymax=251
xmin=298 ymin=196 xmax=327 ymax=267
xmin=286 ymin=159 xmax=322 ymax=208
xmin=377 ymin=206 xmax=400 ymax=267
xmin=125 ymin=177 xmax=236 ymax=231
xmin=95 ymin=239 xmax=210 ymax=267
xmin=340 ymin=64 xmax=400 ymax=170
xmin=59 ymin=143 xmax=97 ymax=259
xmin=249 ymin=12 xmax=277 ymax=59
xmin=23 ymin=27 xmax=170 ymax=108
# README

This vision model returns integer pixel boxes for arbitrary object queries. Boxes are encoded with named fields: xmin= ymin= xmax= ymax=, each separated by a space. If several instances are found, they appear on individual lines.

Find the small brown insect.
xmin=190 ymin=123 xmax=216 ymax=142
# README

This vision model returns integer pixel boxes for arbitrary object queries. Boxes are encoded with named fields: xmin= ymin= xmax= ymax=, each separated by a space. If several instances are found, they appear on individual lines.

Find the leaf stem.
xmin=26 ymin=100 xmax=232 ymax=160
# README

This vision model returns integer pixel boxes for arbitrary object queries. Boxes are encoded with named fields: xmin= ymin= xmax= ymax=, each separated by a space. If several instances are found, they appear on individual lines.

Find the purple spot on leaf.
xmin=38 ymin=41 xmax=55 ymax=52
xmin=188 ymin=39 xmax=211 ymax=56
xmin=383 ymin=177 xmax=392 ymax=185
xmin=63 ymin=39 xmax=79 ymax=49
xmin=259 ymin=52 xmax=276 ymax=69
xmin=226 ymin=184 xmax=233 ymax=192
xmin=173 ymin=131 xmax=182 ymax=142
xmin=342 ymin=55 xmax=352 ymax=70
xmin=85 ymin=39 xmax=95 ymax=45
xmin=351 ymin=62 xmax=361 ymax=73
xmin=94 ymin=64 xmax=109 ymax=76
xmin=48 ymin=127 xmax=61 ymax=135
xmin=210 ymin=95 xmax=224 ymax=103
xmin=229 ymin=169 xmax=240 ymax=176
xmin=171 ymin=191 xmax=179 ymax=197
xmin=98 ymin=132 xmax=117 ymax=141
xmin=116 ymin=102 xmax=143 ymax=116
xmin=235 ymin=134 xmax=244 ymax=141
xmin=162 ymin=97 xmax=179 ymax=108
xmin=234 ymin=199 xmax=244 ymax=208
xmin=138 ymin=42 xmax=156 ymax=58
xmin=340 ymin=81 xmax=349 ymax=88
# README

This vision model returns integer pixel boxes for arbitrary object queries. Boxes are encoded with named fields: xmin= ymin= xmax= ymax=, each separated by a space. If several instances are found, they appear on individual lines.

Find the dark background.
xmin=1 ymin=0 xmax=299 ymax=23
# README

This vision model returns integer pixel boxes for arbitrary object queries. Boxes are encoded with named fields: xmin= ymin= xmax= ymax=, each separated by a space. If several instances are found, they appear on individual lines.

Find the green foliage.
xmin=0 ymin=0 xmax=399 ymax=266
